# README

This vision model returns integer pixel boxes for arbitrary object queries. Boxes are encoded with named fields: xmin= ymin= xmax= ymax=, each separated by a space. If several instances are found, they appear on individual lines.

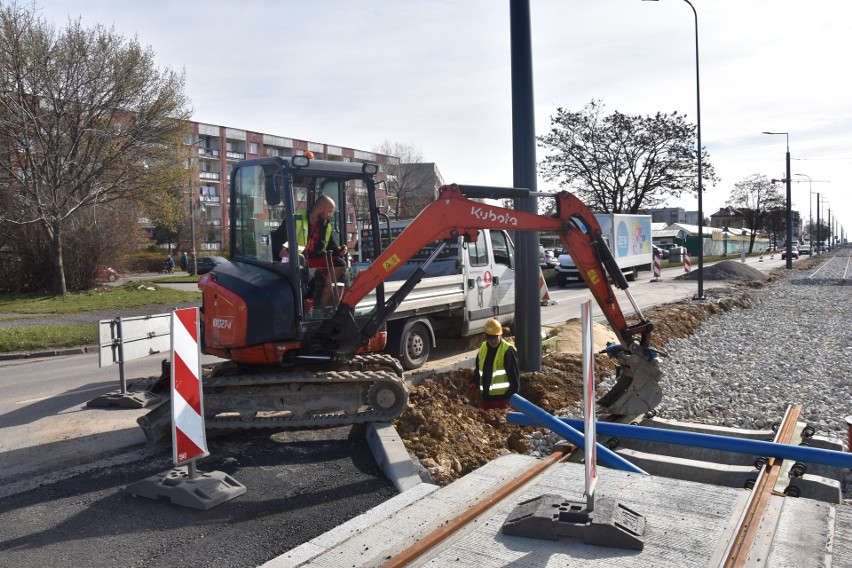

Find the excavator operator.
xmin=273 ymin=194 xmax=347 ymax=310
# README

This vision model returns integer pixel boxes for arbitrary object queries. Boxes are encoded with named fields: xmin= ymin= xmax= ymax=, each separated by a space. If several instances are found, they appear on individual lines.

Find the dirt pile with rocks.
xmin=393 ymin=284 xmax=760 ymax=486
xmin=678 ymin=259 xmax=769 ymax=282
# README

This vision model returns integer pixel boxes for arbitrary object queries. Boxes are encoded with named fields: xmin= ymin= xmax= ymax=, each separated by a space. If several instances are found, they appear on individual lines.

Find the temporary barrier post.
xmin=650 ymin=253 xmax=661 ymax=282
xmin=127 ymin=307 xmax=246 ymax=509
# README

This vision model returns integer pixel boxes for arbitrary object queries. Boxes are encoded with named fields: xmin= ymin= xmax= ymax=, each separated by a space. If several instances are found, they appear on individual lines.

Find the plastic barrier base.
xmin=503 ymin=494 xmax=645 ymax=550
xmin=127 ymin=465 xmax=246 ymax=510
xmin=87 ymin=389 xmax=162 ymax=408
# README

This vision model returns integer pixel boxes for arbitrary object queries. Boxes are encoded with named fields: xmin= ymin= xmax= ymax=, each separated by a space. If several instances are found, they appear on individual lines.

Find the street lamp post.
xmin=762 ymin=132 xmax=792 ymax=268
xmin=816 ymin=193 xmax=821 ymax=254
xmin=794 ymin=173 xmax=814 ymax=249
xmin=827 ymin=204 xmax=831 ymax=251
xmin=189 ymin=190 xmax=198 ymax=275
xmin=644 ymin=0 xmax=704 ymax=298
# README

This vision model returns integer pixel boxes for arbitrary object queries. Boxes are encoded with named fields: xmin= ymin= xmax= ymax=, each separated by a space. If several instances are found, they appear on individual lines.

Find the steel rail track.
xmin=717 ymin=403 xmax=802 ymax=567
xmin=376 ymin=406 xmax=824 ymax=566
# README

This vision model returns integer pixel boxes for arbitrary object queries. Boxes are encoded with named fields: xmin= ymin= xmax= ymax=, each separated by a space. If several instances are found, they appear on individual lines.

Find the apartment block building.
xmin=184 ymin=121 xmax=394 ymax=252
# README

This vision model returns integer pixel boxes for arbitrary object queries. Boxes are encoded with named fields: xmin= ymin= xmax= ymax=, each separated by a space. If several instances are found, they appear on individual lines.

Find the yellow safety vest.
xmin=294 ymin=213 xmax=332 ymax=253
xmin=477 ymin=340 xmax=515 ymax=396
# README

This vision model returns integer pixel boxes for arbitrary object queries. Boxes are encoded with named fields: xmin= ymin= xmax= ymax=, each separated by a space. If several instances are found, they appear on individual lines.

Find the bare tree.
xmin=726 ymin=174 xmax=784 ymax=253
xmin=0 ymin=3 xmax=192 ymax=293
xmin=373 ymin=140 xmax=426 ymax=219
xmin=538 ymin=99 xmax=717 ymax=213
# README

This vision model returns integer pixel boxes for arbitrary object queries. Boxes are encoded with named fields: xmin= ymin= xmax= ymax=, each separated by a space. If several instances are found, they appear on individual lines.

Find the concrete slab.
xmin=279 ymin=454 xmax=847 ymax=567
xmin=833 ymin=501 xmax=852 ymax=566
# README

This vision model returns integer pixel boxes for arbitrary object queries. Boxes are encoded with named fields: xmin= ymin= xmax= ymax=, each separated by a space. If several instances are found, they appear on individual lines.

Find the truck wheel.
xmin=400 ymin=322 xmax=431 ymax=370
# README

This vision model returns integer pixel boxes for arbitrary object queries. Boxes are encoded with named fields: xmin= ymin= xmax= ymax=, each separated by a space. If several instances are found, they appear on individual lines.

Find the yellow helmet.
xmin=484 ymin=318 xmax=502 ymax=336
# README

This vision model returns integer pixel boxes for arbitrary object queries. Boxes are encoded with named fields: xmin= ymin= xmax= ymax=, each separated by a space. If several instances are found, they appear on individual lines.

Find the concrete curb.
xmin=366 ymin=422 xmax=427 ymax=493
xmin=0 ymin=345 xmax=95 ymax=361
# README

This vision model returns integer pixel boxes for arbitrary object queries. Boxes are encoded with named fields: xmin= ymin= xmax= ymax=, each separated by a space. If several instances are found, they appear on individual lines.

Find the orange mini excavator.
xmin=138 ymin=155 xmax=662 ymax=444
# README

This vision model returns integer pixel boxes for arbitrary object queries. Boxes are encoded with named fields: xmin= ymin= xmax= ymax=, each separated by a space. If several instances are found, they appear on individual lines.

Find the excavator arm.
xmin=305 ymin=183 xmax=662 ymax=415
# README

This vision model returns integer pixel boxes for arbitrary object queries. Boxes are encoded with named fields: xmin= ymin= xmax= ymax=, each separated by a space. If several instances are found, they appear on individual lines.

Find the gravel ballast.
xmin=525 ymin=253 xmax=852 ymax=499
xmin=657 ymin=255 xmax=850 ymax=447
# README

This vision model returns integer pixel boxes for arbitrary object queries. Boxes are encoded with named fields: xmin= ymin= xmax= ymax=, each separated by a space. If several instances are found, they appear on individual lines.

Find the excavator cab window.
xmin=232 ymin=163 xmax=278 ymax=262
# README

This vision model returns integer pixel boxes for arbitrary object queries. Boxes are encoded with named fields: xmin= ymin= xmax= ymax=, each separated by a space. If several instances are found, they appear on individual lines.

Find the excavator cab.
xmin=199 ymin=155 xmax=388 ymax=364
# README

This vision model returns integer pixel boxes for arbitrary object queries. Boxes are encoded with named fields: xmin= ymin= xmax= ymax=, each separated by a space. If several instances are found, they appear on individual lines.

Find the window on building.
xmin=249 ymin=142 xmax=259 ymax=154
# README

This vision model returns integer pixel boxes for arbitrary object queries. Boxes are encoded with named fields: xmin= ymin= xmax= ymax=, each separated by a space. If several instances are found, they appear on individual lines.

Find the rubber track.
xmin=201 ymin=353 xmax=408 ymax=432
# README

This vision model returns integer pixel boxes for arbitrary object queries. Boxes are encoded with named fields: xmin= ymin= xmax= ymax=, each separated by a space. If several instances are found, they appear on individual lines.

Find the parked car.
xmin=96 ymin=266 xmax=120 ymax=282
xmin=195 ymin=256 xmax=228 ymax=275
xmin=798 ymin=243 xmax=811 ymax=255
xmin=653 ymin=243 xmax=676 ymax=259
xmin=781 ymin=247 xmax=799 ymax=260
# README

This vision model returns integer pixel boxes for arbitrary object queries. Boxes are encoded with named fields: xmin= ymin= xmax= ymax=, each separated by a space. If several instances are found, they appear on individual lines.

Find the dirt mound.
xmin=394 ymin=286 xmax=758 ymax=485
xmin=677 ymin=259 xmax=769 ymax=282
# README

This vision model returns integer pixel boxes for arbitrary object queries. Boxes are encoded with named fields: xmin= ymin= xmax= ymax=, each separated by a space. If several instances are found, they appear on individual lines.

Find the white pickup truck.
xmin=355 ymin=220 xmax=517 ymax=369
xmin=554 ymin=213 xmax=653 ymax=286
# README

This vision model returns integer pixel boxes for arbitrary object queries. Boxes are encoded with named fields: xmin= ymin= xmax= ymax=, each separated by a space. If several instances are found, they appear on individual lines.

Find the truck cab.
xmin=356 ymin=218 xmax=516 ymax=368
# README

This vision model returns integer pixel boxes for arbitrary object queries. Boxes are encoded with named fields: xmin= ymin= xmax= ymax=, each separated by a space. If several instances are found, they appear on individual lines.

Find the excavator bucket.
xmin=597 ymin=348 xmax=663 ymax=416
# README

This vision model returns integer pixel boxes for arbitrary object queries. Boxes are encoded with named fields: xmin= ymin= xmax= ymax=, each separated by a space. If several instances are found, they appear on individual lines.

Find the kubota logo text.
xmin=470 ymin=206 xmax=518 ymax=226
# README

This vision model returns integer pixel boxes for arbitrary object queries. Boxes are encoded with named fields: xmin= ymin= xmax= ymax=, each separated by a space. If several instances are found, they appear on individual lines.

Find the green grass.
xmin=0 ymin=282 xmax=201 ymax=353
xmin=0 ymin=281 xmax=201 ymax=315
xmin=0 ymin=324 xmax=98 ymax=353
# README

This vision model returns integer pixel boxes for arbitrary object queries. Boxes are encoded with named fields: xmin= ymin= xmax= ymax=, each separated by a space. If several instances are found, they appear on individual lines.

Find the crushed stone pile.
xmin=677 ymin=259 xmax=769 ymax=282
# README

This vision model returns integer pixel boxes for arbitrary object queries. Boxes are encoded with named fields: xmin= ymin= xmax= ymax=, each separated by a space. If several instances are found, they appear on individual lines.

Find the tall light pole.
xmin=763 ymin=132 xmax=792 ymax=268
xmin=816 ymin=192 xmax=821 ymax=254
xmin=643 ymin=0 xmax=704 ymax=298
xmin=794 ymin=173 xmax=813 ymax=248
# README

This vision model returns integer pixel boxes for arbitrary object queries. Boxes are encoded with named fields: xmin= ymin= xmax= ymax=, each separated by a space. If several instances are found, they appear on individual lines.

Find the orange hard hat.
xmin=484 ymin=318 xmax=502 ymax=336
xmin=304 ymin=151 xmax=315 ymax=159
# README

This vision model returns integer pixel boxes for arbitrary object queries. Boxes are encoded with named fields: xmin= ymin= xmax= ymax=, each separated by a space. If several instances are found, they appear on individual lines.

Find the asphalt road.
xmin=0 ymin=426 xmax=397 ymax=568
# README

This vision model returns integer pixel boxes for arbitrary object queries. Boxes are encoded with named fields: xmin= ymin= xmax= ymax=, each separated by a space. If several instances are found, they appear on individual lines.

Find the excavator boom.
xmin=309 ymin=183 xmax=662 ymax=415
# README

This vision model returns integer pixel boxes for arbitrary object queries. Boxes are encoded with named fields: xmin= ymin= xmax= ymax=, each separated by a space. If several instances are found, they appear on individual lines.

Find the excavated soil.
xmin=393 ymin=276 xmax=769 ymax=486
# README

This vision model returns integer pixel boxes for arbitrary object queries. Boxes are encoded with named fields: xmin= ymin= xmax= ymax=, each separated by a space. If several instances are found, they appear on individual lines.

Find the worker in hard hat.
xmin=470 ymin=318 xmax=519 ymax=409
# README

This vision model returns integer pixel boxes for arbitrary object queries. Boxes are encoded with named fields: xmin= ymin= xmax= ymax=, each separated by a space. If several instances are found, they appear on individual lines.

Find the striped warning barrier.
xmin=171 ymin=307 xmax=208 ymax=465
xmin=539 ymin=270 xmax=556 ymax=306
xmin=651 ymin=253 xmax=661 ymax=282
xmin=127 ymin=307 xmax=246 ymax=509
xmin=684 ymin=251 xmax=691 ymax=273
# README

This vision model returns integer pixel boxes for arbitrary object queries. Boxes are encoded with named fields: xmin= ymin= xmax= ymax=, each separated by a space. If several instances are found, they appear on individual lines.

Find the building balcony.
xmin=200 ymin=195 xmax=221 ymax=205
xmin=198 ymin=147 xmax=220 ymax=159
xmin=200 ymin=171 xmax=220 ymax=181
xmin=226 ymin=151 xmax=246 ymax=161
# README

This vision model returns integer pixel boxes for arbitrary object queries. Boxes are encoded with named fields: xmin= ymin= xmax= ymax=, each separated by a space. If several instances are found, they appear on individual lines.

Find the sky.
xmin=34 ymin=0 xmax=852 ymax=238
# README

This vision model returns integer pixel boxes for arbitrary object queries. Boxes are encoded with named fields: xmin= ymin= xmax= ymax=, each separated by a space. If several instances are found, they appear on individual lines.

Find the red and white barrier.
xmin=651 ymin=253 xmax=661 ymax=281
xmin=127 ymin=306 xmax=245 ymax=509
xmin=580 ymin=300 xmax=597 ymax=499
xmin=684 ymin=251 xmax=692 ymax=273
xmin=539 ymin=270 xmax=556 ymax=306
xmin=171 ymin=307 xmax=208 ymax=465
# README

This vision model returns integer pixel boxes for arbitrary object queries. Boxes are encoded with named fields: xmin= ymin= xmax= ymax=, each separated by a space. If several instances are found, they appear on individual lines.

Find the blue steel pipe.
xmin=509 ymin=394 xmax=648 ymax=475
xmin=507 ymin=413 xmax=852 ymax=470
